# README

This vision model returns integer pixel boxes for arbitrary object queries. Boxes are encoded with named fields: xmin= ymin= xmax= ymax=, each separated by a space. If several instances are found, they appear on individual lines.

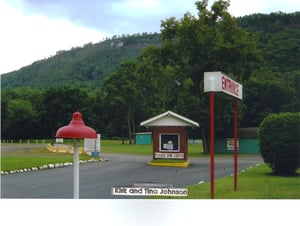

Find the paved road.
xmin=1 ymin=153 xmax=263 ymax=199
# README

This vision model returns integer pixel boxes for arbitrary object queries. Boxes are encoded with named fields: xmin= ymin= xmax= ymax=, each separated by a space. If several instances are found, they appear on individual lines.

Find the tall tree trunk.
xmin=131 ymin=113 xmax=136 ymax=144
xmin=127 ymin=110 xmax=132 ymax=144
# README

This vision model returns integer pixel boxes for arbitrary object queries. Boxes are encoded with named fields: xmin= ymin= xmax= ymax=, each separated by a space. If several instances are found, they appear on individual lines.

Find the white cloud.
xmin=0 ymin=1 xmax=105 ymax=74
xmin=229 ymin=0 xmax=267 ymax=17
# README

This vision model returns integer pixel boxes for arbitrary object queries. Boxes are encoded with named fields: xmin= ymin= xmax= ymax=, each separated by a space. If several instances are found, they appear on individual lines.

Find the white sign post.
xmin=204 ymin=71 xmax=243 ymax=198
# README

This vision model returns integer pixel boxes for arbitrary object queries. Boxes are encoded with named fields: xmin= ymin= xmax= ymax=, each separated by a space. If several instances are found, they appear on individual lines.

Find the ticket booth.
xmin=140 ymin=111 xmax=199 ymax=166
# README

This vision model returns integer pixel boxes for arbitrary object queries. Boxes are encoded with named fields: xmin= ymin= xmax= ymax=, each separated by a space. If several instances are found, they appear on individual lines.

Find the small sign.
xmin=112 ymin=186 xmax=188 ymax=196
xmin=163 ymin=141 xmax=173 ymax=150
xmin=155 ymin=152 xmax=184 ymax=159
xmin=56 ymin=138 xmax=63 ymax=143
xmin=160 ymin=134 xmax=179 ymax=151
xmin=227 ymin=138 xmax=239 ymax=151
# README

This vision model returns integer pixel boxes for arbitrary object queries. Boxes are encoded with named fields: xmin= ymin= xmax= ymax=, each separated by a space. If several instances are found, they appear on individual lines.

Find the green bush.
xmin=258 ymin=112 xmax=300 ymax=175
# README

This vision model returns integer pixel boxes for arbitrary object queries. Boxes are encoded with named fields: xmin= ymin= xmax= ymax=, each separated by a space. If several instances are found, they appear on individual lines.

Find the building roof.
xmin=140 ymin=111 xmax=199 ymax=128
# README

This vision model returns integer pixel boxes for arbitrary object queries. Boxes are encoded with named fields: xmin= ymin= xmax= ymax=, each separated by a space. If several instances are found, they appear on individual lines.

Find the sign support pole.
xmin=204 ymin=72 xmax=243 ymax=198
xmin=210 ymin=92 xmax=215 ymax=199
xmin=74 ymin=139 xmax=79 ymax=199
xmin=233 ymin=100 xmax=238 ymax=191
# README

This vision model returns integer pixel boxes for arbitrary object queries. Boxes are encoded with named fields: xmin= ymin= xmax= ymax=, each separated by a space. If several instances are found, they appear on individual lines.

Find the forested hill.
xmin=237 ymin=12 xmax=300 ymax=72
xmin=1 ymin=33 xmax=161 ymax=89
xmin=1 ymin=11 xmax=299 ymax=90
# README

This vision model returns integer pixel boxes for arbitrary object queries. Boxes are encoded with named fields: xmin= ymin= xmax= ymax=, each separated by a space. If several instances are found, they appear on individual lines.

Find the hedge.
xmin=258 ymin=112 xmax=300 ymax=175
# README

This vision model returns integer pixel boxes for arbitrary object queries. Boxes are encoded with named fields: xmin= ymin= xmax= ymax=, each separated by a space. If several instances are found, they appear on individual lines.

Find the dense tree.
xmin=82 ymin=90 xmax=106 ymax=137
xmin=40 ymin=87 xmax=89 ymax=137
xmin=243 ymin=69 xmax=299 ymax=126
xmin=102 ymin=61 xmax=142 ymax=142
xmin=1 ymin=88 xmax=43 ymax=139
xmin=2 ymin=99 xmax=38 ymax=139
xmin=141 ymin=0 xmax=262 ymax=133
xmin=161 ymin=0 xmax=261 ymax=83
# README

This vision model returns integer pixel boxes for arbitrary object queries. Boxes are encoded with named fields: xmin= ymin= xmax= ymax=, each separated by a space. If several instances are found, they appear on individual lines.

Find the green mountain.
xmin=237 ymin=12 xmax=300 ymax=73
xmin=1 ymin=12 xmax=300 ymax=90
xmin=1 ymin=33 xmax=161 ymax=90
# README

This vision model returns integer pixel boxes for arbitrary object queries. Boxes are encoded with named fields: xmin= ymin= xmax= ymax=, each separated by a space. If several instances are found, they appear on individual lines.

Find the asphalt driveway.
xmin=1 ymin=153 xmax=263 ymax=199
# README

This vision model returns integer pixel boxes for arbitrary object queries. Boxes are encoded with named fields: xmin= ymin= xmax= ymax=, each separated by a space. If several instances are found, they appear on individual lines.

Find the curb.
xmin=1 ymin=158 xmax=109 ymax=176
xmin=147 ymin=161 xmax=190 ymax=168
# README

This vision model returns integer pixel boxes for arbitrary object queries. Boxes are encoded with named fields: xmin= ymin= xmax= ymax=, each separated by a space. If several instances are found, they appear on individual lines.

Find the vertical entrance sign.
xmin=204 ymin=71 xmax=243 ymax=199
xmin=56 ymin=112 xmax=97 ymax=199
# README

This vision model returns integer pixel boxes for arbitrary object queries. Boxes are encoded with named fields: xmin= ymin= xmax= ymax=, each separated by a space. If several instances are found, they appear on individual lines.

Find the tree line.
xmin=1 ymin=0 xmax=299 ymax=142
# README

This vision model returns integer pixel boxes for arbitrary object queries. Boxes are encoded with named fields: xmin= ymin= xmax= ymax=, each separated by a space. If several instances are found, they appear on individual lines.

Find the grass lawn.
xmin=100 ymin=139 xmax=204 ymax=156
xmin=1 ymin=146 xmax=95 ymax=171
xmin=100 ymin=140 xmax=153 ymax=155
xmin=152 ymin=164 xmax=300 ymax=199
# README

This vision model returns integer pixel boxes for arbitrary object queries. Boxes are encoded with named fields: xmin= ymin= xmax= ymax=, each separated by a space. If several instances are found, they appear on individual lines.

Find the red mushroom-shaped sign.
xmin=55 ymin=111 xmax=97 ymax=199
xmin=56 ymin=111 xmax=97 ymax=139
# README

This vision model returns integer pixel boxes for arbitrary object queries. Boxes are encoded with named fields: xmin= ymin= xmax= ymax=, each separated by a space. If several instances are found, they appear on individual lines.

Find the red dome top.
xmin=56 ymin=112 xmax=97 ymax=139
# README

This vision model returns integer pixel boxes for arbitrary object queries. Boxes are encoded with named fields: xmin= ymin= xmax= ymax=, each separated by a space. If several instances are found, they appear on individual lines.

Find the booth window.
xmin=160 ymin=134 xmax=179 ymax=152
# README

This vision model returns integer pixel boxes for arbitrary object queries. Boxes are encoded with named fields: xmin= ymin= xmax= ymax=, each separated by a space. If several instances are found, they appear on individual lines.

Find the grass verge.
xmin=150 ymin=164 xmax=300 ymax=199
xmin=1 ymin=147 xmax=96 ymax=171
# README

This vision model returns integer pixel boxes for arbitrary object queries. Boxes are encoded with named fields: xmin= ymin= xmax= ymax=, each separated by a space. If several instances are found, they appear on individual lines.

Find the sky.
xmin=0 ymin=0 xmax=299 ymax=75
